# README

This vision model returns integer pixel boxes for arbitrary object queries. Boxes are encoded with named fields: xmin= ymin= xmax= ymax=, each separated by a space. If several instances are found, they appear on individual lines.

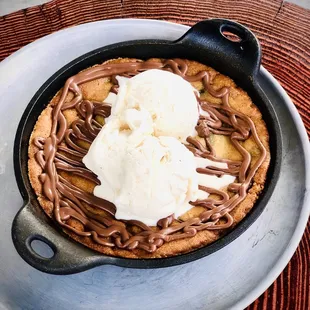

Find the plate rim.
xmin=1 ymin=18 xmax=309 ymax=309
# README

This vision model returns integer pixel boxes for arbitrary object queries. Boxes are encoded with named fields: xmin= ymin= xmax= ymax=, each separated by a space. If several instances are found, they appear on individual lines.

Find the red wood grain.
xmin=0 ymin=1 xmax=309 ymax=309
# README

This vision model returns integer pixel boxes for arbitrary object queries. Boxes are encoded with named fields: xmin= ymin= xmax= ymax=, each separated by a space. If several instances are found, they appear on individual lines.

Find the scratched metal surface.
xmin=0 ymin=20 xmax=309 ymax=310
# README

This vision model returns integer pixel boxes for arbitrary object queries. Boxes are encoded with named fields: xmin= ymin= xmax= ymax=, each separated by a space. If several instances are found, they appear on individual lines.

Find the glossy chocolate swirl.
xmin=33 ymin=58 xmax=267 ymax=253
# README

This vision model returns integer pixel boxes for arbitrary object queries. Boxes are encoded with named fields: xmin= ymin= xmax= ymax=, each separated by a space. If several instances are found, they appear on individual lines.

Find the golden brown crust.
xmin=28 ymin=58 xmax=270 ymax=258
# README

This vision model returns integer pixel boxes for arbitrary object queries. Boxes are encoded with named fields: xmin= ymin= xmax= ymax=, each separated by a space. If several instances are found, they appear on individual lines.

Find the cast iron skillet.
xmin=12 ymin=19 xmax=282 ymax=275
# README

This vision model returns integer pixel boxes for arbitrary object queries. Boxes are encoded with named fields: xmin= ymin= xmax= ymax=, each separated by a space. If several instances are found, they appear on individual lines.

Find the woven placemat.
xmin=1 ymin=0 xmax=309 ymax=309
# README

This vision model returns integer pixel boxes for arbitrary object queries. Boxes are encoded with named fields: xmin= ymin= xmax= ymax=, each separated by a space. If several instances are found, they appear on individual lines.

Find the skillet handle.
xmin=176 ymin=19 xmax=261 ymax=80
xmin=11 ymin=201 xmax=105 ymax=274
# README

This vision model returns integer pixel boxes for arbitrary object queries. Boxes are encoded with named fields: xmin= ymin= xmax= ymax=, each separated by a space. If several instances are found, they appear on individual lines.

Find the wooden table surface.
xmin=0 ymin=0 xmax=309 ymax=309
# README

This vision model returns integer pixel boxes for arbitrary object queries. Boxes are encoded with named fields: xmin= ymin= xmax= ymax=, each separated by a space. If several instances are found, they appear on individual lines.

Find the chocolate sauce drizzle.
xmin=33 ymin=59 xmax=267 ymax=253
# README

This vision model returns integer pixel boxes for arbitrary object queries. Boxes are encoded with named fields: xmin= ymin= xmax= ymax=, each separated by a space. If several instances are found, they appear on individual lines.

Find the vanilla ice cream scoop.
xmin=83 ymin=126 xmax=199 ymax=225
xmin=114 ymin=136 xmax=198 ymax=225
xmin=113 ymin=69 xmax=199 ymax=142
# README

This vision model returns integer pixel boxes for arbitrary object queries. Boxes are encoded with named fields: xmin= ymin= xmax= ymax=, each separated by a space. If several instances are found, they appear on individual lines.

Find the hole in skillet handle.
xmin=27 ymin=235 xmax=56 ymax=259
xmin=221 ymin=27 xmax=242 ymax=42
xmin=175 ymin=19 xmax=261 ymax=84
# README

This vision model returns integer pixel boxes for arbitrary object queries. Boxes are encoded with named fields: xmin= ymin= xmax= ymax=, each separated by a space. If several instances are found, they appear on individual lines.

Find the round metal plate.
xmin=0 ymin=19 xmax=309 ymax=310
